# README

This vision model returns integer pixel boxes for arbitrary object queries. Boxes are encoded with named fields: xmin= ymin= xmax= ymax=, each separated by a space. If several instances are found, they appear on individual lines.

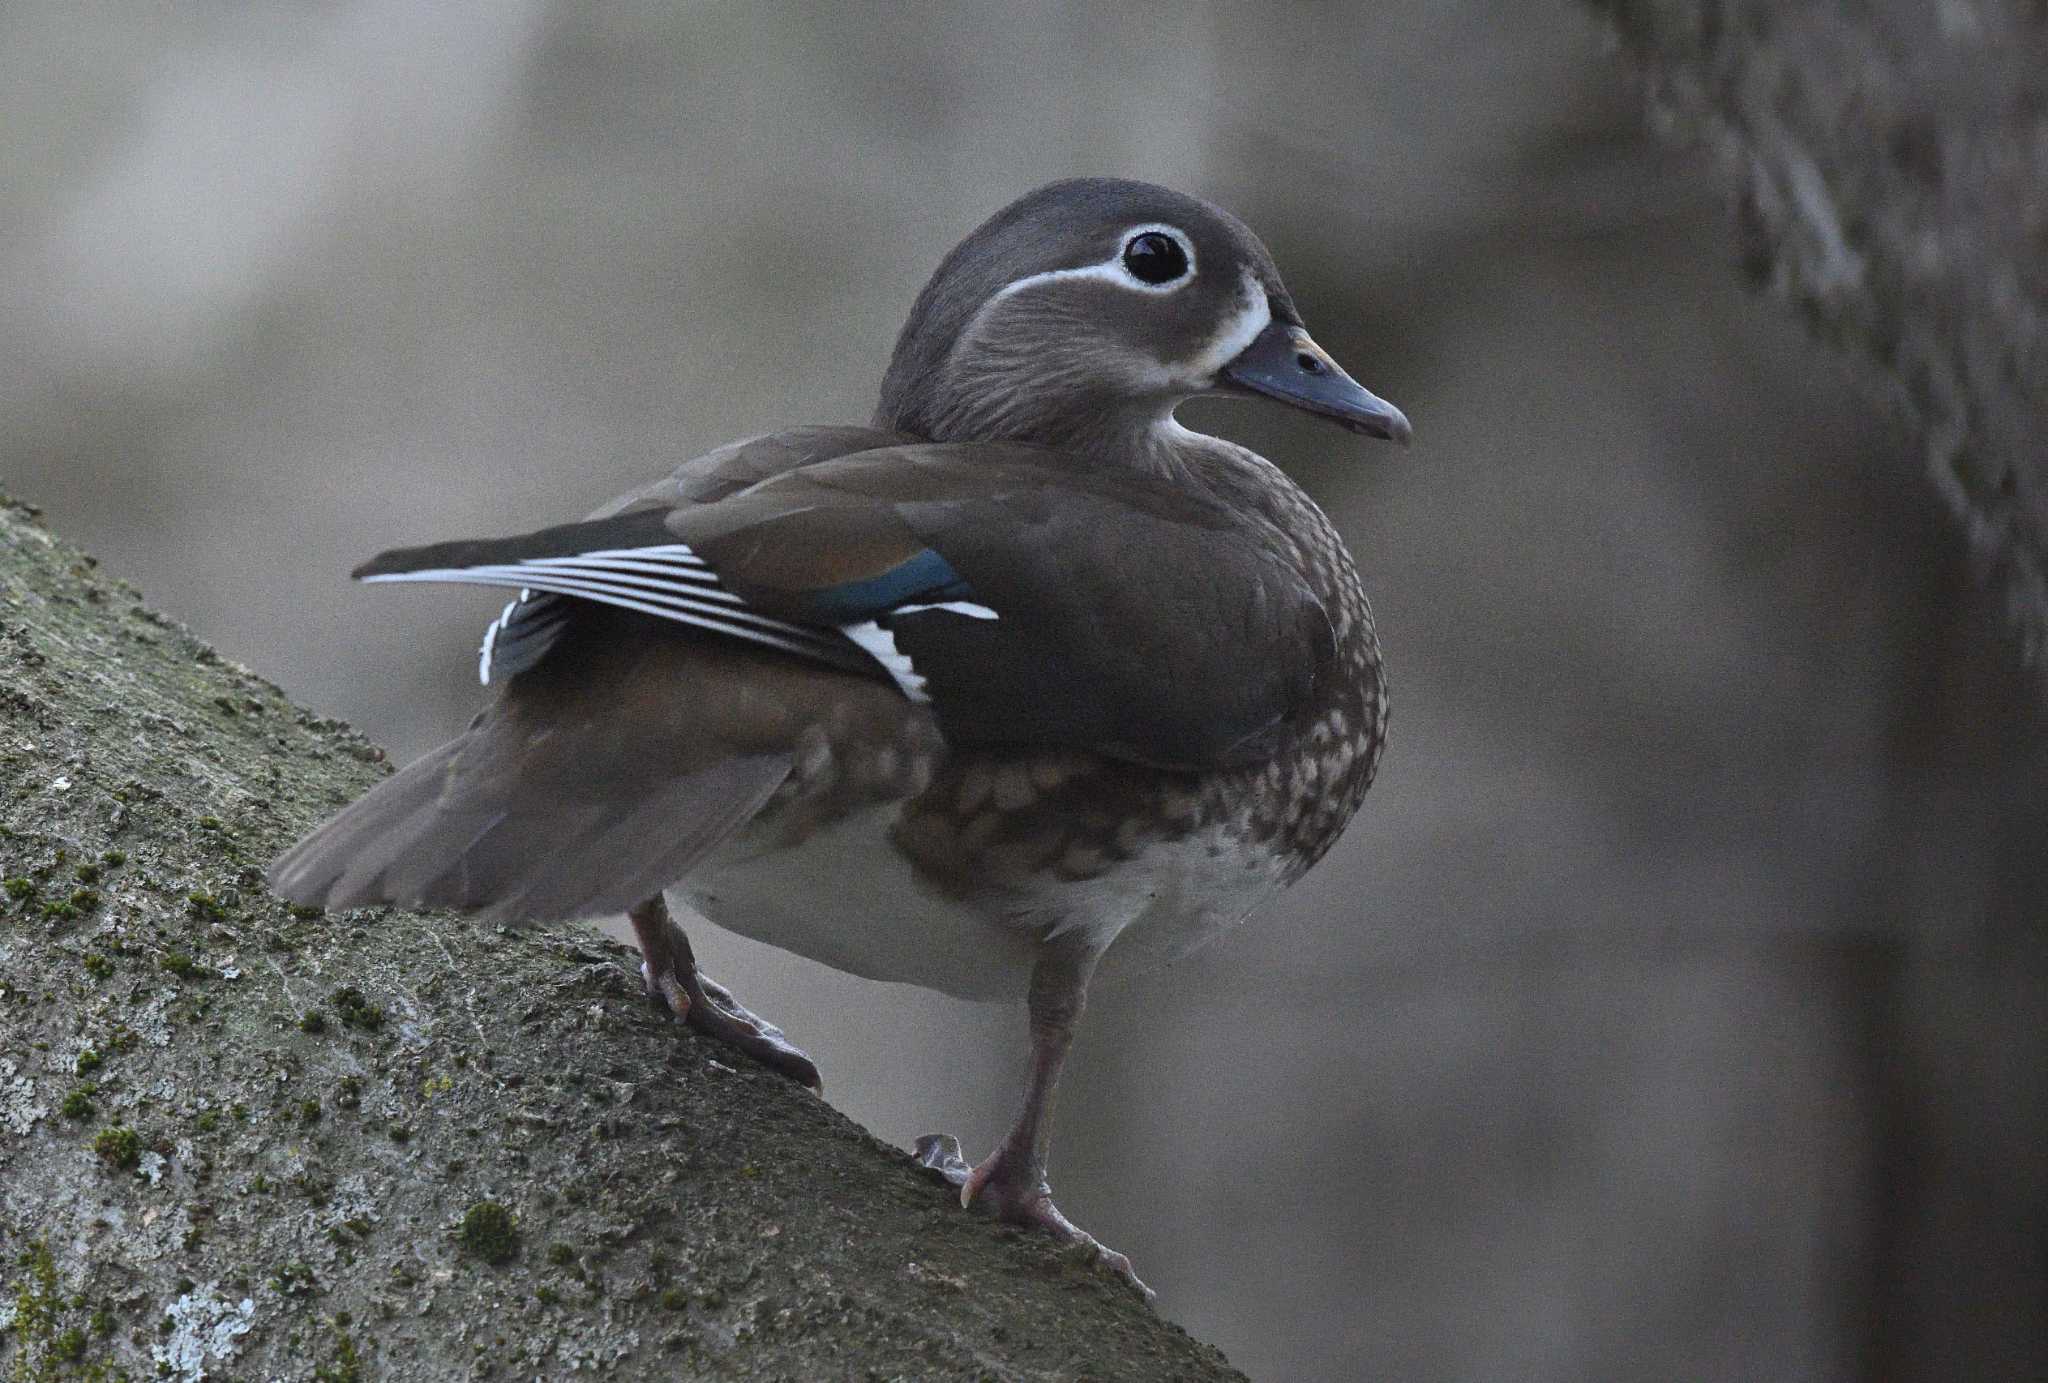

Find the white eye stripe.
xmin=1177 ymin=269 xmax=1272 ymax=379
xmin=992 ymin=222 xmax=1197 ymax=300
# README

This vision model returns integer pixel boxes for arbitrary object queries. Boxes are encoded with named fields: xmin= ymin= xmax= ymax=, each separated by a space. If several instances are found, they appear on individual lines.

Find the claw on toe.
xmin=637 ymin=953 xmax=819 ymax=1089
xmin=640 ymin=961 xmax=691 ymax=1022
xmin=911 ymin=1133 xmax=1154 ymax=1300
xmin=685 ymin=978 xmax=822 ymax=1090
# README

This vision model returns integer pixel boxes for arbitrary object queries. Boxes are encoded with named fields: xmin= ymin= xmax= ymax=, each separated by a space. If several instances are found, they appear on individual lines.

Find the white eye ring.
xmin=1121 ymin=228 xmax=1192 ymax=286
xmin=993 ymin=223 xmax=1199 ymax=301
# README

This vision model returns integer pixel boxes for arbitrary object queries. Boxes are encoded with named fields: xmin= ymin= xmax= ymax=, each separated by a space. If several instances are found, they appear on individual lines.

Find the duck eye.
xmin=1122 ymin=231 xmax=1189 ymax=285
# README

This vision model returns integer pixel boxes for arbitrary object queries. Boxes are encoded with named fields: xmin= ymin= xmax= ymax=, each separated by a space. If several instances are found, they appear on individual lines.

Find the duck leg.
xmin=627 ymin=895 xmax=820 ymax=1090
xmin=915 ymin=933 xmax=1149 ymax=1296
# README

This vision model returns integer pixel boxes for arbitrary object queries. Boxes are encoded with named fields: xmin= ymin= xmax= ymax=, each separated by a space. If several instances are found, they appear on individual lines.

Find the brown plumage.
xmin=271 ymin=178 xmax=1411 ymax=1293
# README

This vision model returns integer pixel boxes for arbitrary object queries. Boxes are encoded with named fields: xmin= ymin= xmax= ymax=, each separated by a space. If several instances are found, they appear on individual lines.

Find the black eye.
xmin=1122 ymin=231 xmax=1189 ymax=285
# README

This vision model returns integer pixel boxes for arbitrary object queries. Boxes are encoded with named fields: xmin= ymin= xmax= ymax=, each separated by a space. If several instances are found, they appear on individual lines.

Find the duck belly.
xmin=680 ymin=805 xmax=1037 ymax=1001
xmin=678 ymin=804 xmax=1284 ymax=1002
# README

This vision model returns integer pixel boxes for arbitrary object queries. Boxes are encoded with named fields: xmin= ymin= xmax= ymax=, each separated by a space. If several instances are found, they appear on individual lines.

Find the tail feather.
xmin=271 ymin=741 xmax=466 ymax=904
xmin=269 ymin=734 xmax=790 ymax=924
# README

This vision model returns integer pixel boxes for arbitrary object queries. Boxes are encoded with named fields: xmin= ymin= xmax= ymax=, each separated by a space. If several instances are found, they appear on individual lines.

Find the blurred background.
xmin=4 ymin=3 xmax=2043 ymax=1379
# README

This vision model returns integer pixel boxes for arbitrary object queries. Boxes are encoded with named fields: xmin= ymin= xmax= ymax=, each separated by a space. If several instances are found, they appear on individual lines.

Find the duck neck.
xmin=877 ymin=388 xmax=1193 ymax=480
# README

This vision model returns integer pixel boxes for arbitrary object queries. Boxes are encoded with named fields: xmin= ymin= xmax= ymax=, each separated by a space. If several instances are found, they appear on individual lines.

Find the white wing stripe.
xmin=521 ymin=553 xmax=718 ymax=582
xmin=368 ymin=539 xmax=969 ymax=695
xmin=511 ymin=559 xmax=746 ymax=604
xmin=481 ymin=570 xmax=817 ymax=639
xmin=522 ymin=542 xmax=708 ymax=568
xmin=368 ymin=561 xmax=715 ymax=607
xmin=366 ymin=566 xmax=845 ymax=662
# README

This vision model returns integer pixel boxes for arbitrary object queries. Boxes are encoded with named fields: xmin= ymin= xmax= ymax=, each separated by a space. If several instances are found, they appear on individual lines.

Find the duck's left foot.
xmin=629 ymin=897 xmax=821 ymax=1091
xmin=684 ymin=970 xmax=820 ymax=1091
xmin=913 ymin=1134 xmax=1152 ymax=1298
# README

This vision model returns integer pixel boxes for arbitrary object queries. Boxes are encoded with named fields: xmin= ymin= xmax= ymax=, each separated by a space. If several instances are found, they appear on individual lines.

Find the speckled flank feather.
xmin=672 ymin=430 xmax=1386 ymax=999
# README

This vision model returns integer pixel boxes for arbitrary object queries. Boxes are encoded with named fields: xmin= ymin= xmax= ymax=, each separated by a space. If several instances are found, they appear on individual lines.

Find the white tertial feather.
xmin=893 ymin=600 xmax=998 ymax=620
xmin=477 ymin=591 xmax=528 ymax=684
xmin=841 ymin=621 xmax=928 ymax=701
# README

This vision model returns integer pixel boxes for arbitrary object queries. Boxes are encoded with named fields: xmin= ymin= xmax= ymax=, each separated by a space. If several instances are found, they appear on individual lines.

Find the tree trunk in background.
xmin=1590 ymin=7 xmax=2048 ymax=1378
xmin=1589 ymin=0 xmax=2048 ymax=677
xmin=0 ymin=495 xmax=1241 ymax=1381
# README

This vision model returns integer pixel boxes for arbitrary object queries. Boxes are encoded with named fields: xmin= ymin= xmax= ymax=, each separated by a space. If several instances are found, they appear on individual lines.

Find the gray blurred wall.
xmin=5 ymin=3 xmax=2041 ymax=1379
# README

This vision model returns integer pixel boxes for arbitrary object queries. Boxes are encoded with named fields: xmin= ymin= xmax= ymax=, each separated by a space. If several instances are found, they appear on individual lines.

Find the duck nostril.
xmin=1295 ymin=352 xmax=1324 ymax=374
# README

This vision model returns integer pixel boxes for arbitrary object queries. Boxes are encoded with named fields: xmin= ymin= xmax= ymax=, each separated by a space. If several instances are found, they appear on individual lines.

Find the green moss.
xmin=332 ymin=986 xmax=385 ymax=1031
xmin=194 ymin=1108 xmax=220 ymax=1133
xmin=312 ymin=1324 xmax=365 ymax=1383
xmin=60 ymin=1084 xmax=95 ymax=1119
xmin=457 ymin=1201 xmax=519 ymax=1265
xmin=184 ymin=892 xmax=226 ymax=923
xmin=100 ymin=850 xmax=125 ymax=867
xmin=298 ymin=1010 xmax=327 ymax=1034
xmin=298 ymin=1098 xmax=321 ymax=1124
xmin=6 ymin=1240 xmax=80 ymax=1381
xmin=4 ymin=876 xmax=36 ymax=902
xmin=32 ymin=887 xmax=102 ymax=924
xmin=91 ymin=1126 xmax=140 ymax=1169
xmin=81 ymin=952 xmax=113 ymax=980
xmin=160 ymin=951 xmax=213 ymax=980
xmin=73 ymin=863 xmax=101 ymax=885
xmin=269 ymin=1263 xmax=317 ymax=1297
xmin=545 ymin=1242 xmax=577 ymax=1268
xmin=74 ymin=1049 xmax=101 ymax=1075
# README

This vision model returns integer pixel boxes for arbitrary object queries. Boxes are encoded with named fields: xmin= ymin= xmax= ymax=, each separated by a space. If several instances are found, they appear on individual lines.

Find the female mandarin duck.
xmin=273 ymin=178 xmax=1410 ymax=1292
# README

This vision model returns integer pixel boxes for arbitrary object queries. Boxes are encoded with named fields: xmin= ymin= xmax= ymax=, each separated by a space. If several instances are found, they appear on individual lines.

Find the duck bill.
xmin=1219 ymin=321 xmax=1412 ymax=444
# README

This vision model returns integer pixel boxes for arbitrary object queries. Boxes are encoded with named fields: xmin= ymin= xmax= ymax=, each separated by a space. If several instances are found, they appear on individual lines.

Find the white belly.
xmin=678 ymin=805 xmax=1286 ymax=1002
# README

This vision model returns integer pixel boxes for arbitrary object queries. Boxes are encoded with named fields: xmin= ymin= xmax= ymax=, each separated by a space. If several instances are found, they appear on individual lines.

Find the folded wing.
xmin=353 ymin=437 xmax=1331 ymax=770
